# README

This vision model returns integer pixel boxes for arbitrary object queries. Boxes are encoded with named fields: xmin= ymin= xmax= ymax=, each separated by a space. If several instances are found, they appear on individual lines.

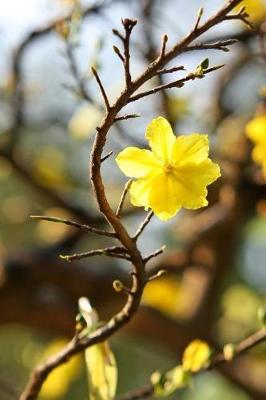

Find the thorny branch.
xmin=19 ymin=1 xmax=265 ymax=399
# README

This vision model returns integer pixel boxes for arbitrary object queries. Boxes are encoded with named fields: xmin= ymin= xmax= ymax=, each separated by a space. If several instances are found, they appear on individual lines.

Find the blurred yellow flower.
xmin=142 ymin=276 xmax=181 ymax=318
xmin=182 ymin=339 xmax=211 ymax=372
xmin=236 ymin=0 xmax=266 ymax=23
xmin=116 ymin=116 xmax=220 ymax=220
xmin=68 ymin=104 xmax=102 ymax=140
xmin=40 ymin=339 xmax=81 ymax=399
xmin=245 ymin=115 xmax=266 ymax=177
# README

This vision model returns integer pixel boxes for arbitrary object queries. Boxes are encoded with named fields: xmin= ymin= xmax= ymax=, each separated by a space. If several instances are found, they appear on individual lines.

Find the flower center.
xmin=164 ymin=163 xmax=175 ymax=174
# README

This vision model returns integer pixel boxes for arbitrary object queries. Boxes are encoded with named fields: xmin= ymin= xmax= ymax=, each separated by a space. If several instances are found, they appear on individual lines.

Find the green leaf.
xmin=151 ymin=366 xmax=190 ymax=397
xmin=200 ymin=58 xmax=209 ymax=70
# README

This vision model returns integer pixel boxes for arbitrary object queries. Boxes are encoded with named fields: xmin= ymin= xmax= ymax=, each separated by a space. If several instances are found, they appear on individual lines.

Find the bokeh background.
xmin=0 ymin=0 xmax=266 ymax=399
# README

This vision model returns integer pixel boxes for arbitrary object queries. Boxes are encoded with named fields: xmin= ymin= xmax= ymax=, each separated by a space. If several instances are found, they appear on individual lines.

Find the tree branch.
xmin=118 ymin=328 xmax=266 ymax=400
xmin=20 ymin=1 xmax=247 ymax=398
xmin=30 ymin=215 xmax=117 ymax=237
xmin=91 ymin=66 xmax=111 ymax=111
xmin=60 ymin=246 xmax=129 ymax=262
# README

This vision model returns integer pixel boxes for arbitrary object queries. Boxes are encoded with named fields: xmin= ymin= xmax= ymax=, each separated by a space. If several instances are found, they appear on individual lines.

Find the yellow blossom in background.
xmin=40 ymin=339 xmax=81 ymax=399
xmin=166 ymin=95 xmax=189 ymax=122
xmin=142 ymin=276 xmax=182 ymax=318
xmin=36 ymin=207 xmax=73 ymax=244
xmin=182 ymin=339 xmax=211 ymax=372
xmin=116 ymin=117 xmax=220 ymax=220
xmin=245 ymin=115 xmax=266 ymax=177
xmin=33 ymin=146 xmax=66 ymax=187
xmin=68 ymin=104 xmax=102 ymax=140
xmin=235 ymin=0 xmax=266 ymax=23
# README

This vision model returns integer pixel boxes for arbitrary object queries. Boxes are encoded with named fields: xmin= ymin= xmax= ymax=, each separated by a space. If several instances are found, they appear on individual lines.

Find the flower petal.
xmin=116 ymin=147 xmax=161 ymax=178
xmin=148 ymin=174 xmax=181 ymax=220
xmin=145 ymin=116 xmax=176 ymax=162
xmin=130 ymin=175 xmax=157 ymax=208
xmin=173 ymin=159 xmax=221 ymax=209
xmin=172 ymin=134 xmax=209 ymax=165
xmin=182 ymin=340 xmax=211 ymax=372
xmin=246 ymin=116 xmax=266 ymax=144
xmin=252 ymin=143 xmax=266 ymax=164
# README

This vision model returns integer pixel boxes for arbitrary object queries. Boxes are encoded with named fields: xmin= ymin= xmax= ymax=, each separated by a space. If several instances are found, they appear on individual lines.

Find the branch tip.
xmin=91 ymin=66 xmax=110 ymax=110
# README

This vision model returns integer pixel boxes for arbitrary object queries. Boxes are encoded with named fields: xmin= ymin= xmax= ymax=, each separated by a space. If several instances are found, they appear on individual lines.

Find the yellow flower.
xmin=246 ymin=115 xmax=266 ymax=177
xmin=236 ymin=0 xmax=266 ymax=23
xmin=116 ymin=117 xmax=220 ymax=220
xmin=40 ymin=339 xmax=81 ymax=399
xmin=182 ymin=339 xmax=211 ymax=372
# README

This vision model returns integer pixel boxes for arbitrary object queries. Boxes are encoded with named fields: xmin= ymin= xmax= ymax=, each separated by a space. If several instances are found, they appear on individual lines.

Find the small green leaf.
xmin=200 ymin=58 xmax=209 ymax=70
xmin=151 ymin=366 xmax=190 ymax=397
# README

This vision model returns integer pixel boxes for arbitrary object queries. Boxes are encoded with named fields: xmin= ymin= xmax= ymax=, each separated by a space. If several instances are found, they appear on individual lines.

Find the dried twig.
xmin=122 ymin=18 xmax=137 ymax=86
xmin=91 ymin=66 xmax=110 ymax=110
xmin=101 ymin=150 xmax=113 ymax=163
xmin=159 ymin=34 xmax=168 ymax=59
xmin=116 ymin=180 xmax=133 ymax=217
xmin=30 ymin=215 xmax=116 ymax=237
xmin=128 ymin=65 xmax=225 ymax=103
xmin=133 ymin=211 xmax=154 ymax=240
xmin=144 ymin=246 xmax=166 ymax=264
xmin=60 ymin=246 xmax=130 ymax=262
xmin=114 ymin=113 xmax=140 ymax=122
xmin=224 ymin=6 xmax=253 ymax=29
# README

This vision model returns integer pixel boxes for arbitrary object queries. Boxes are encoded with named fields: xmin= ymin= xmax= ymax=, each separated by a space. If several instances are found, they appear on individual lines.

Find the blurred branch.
xmin=8 ymin=0 xmax=113 ymax=153
xmin=118 ymin=328 xmax=266 ymax=400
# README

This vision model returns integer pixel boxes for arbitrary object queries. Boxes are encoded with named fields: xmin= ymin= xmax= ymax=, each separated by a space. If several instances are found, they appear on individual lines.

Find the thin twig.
xmin=101 ymin=151 xmax=113 ymax=163
xmin=113 ymin=45 xmax=125 ymax=62
xmin=91 ymin=66 xmax=110 ymax=110
xmin=133 ymin=211 xmax=154 ymax=240
xmin=194 ymin=7 xmax=204 ymax=31
xmin=147 ymin=269 xmax=167 ymax=282
xmin=224 ymin=6 xmax=253 ymax=29
xmin=157 ymin=66 xmax=185 ymax=74
xmin=60 ymin=245 xmax=129 ymax=262
xmin=30 ymin=215 xmax=117 ymax=237
xmin=112 ymin=28 xmax=124 ymax=41
xmin=122 ymin=18 xmax=137 ymax=87
xmin=114 ymin=113 xmax=140 ymax=122
xmin=159 ymin=34 xmax=168 ymax=59
xmin=185 ymin=39 xmax=238 ymax=52
xmin=128 ymin=65 xmax=224 ymax=103
xmin=65 ymin=41 xmax=94 ymax=103
xmin=211 ymin=327 xmax=266 ymax=366
xmin=116 ymin=180 xmax=133 ymax=217
xmin=144 ymin=246 xmax=166 ymax=264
